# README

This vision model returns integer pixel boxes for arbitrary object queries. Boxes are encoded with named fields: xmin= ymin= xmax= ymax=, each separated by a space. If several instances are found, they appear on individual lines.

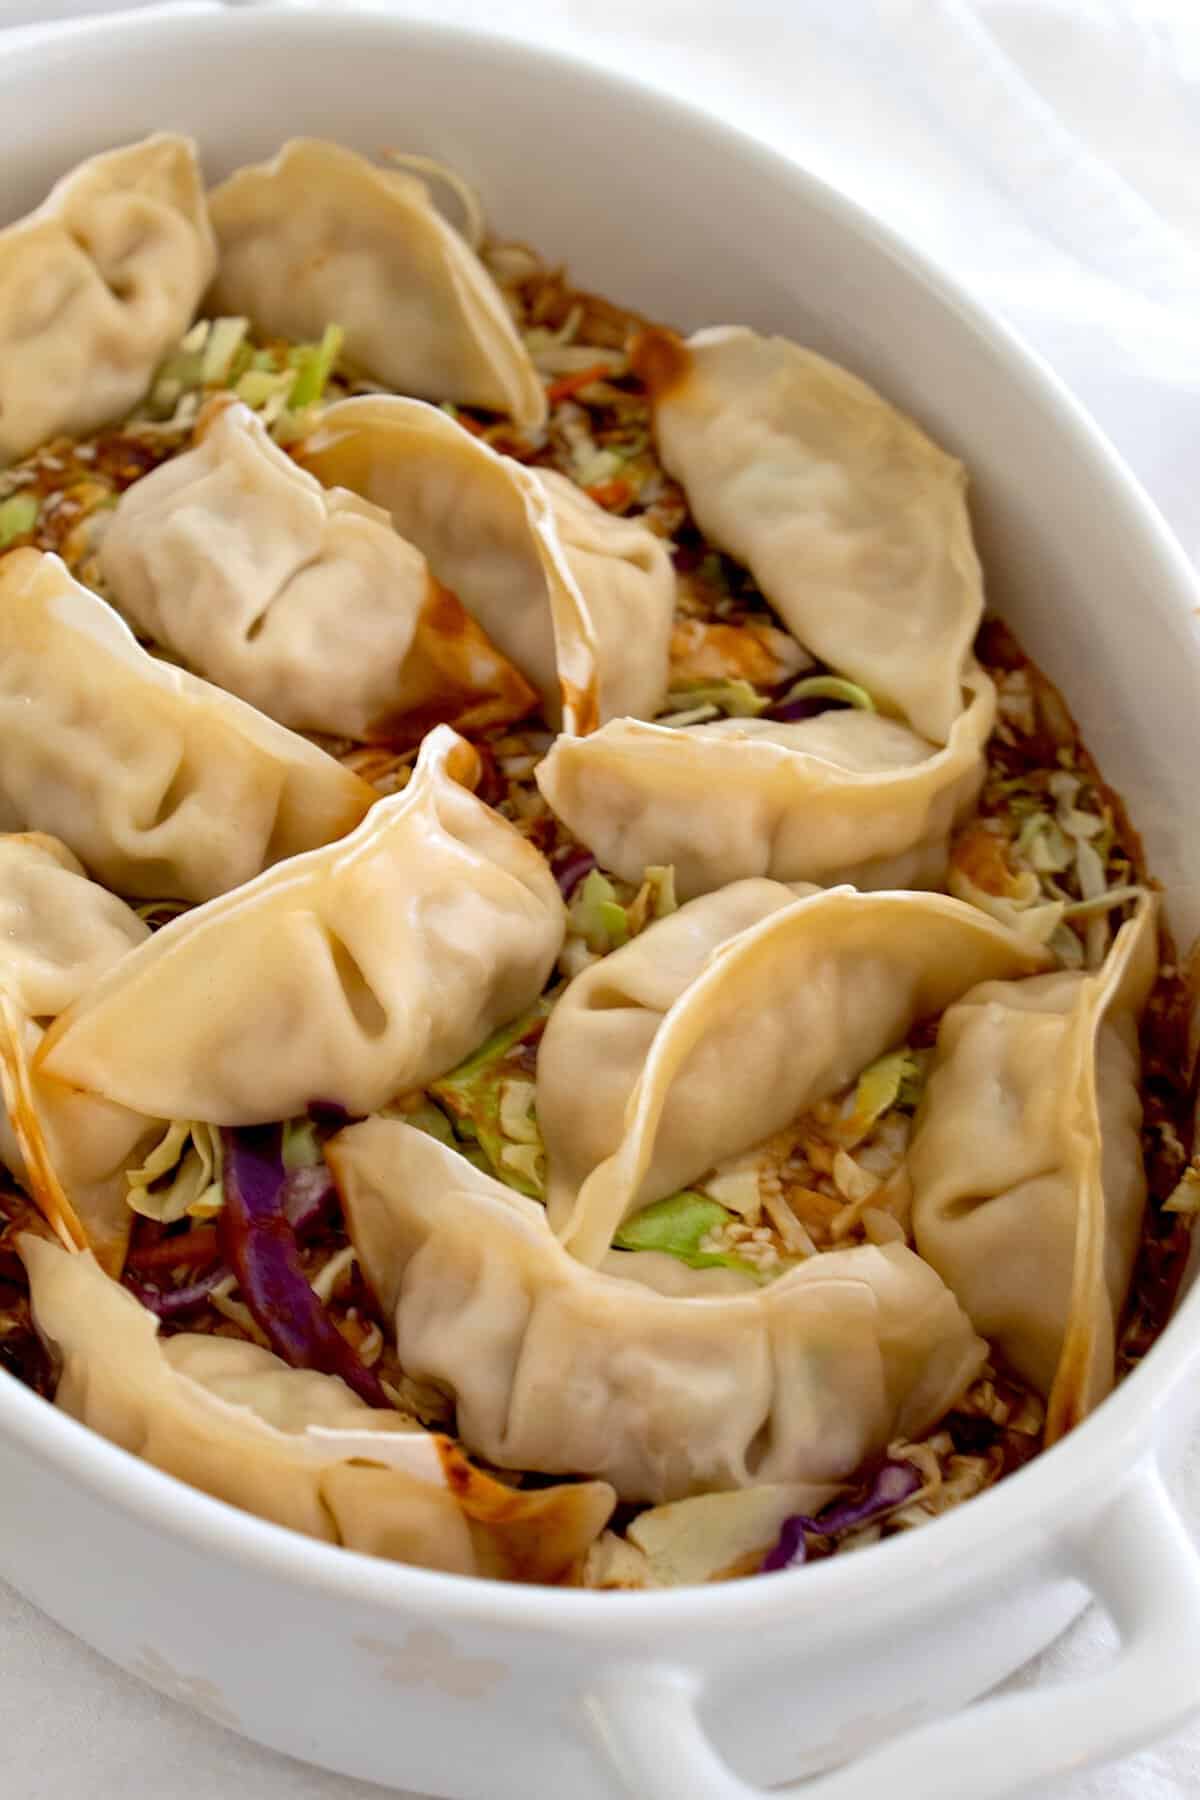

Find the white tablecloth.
xmin=1 ymin=2 xmax=1198 ymax=1795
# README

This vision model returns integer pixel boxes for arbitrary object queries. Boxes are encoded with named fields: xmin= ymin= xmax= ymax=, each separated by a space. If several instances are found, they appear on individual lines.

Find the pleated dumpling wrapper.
xmin=0 ymin=833 xmax=150 ymax=1020
xmin=328 ymin=1119 xmax=987 ymax=1505
xmin=910 ymin=892 xmax=1158 ymax=1444
xmin=632 ymin=325 xmax=983 ymax=745
xmin=20 ymin=1238 xmax=613 ymax=1583
xmin=0 ymin=134 xmax=215 ymax=466
xmin=38 ymin=727 xmax=566 ymax=1125
xmin=0 ymin=550 xmax=373 ymax=902
xmin=208 ymin=138 xmax=545 ymax=432
xmin=537 ymin=881 xmax=1053 ymax=1265
xmin=298 ymin=395 xmax=674 ymax=732
xmin=99 ymin=399 xmax=535 ymax=743
xmin=537 ymin=666 xmax=995 ymax=902
xmin=0 ymin=834 xmax=156 ymax=1273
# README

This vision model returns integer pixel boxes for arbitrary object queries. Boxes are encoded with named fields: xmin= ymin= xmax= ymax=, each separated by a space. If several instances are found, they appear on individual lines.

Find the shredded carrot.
xmin=951 ymin=821 xmax=1020 ymax=897
xmin=546 ymin=364 xmax=613 ymax=405
xmin=127 ymin=1225 xmax=221 ymax=1271
xmin=584 ymin=477 xmax=633 ymax=511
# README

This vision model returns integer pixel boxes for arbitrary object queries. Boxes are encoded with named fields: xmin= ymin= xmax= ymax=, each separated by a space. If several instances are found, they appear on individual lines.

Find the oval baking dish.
xmin=0 ymin=8 xmax=1199 ymax=1799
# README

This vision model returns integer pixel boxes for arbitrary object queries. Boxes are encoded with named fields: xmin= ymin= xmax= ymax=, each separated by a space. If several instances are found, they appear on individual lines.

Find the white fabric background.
xmin=1 ymin=1 xmax=1198 ymax=1794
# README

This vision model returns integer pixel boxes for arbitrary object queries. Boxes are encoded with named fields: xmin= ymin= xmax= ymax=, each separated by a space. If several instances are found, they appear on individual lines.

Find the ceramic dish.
xmin=1 ymin=7 xmax=1199 ymax=1797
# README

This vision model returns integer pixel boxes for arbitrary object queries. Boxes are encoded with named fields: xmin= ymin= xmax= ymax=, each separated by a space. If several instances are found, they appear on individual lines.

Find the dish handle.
xmin=587 ymin=1463 xmax=1200 ymax=1800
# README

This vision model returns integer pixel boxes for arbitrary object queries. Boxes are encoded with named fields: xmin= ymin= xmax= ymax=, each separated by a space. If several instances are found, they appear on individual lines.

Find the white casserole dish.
xmin=1 ymin=7 xmax=1199 ymax=1796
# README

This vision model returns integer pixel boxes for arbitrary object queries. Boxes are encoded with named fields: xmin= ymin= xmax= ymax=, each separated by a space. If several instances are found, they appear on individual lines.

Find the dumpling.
xmin=98 ymin=399 xmax=535 ymax=743
xmin=910 ymin=894 xmax=1157 ymax=1442
xmin=0 ymin=833 xmax=150 ymax=1019
xmin=0 ymin=834 xmax=155 ymax=1272
xmin=532 ymin=467 xmax=676 ymax=729
xmin=0 ymin=135 xmax=215 ymax=465
xmin=537 ymin=883 xmax=1051 ymax=1264
xmin=298 ymin=395 xmax=674 ymax=732
xmin=0 ymin=550 xmax=373 ymax=902
xmin=536 ymin=667 xmax=994 ymax=901
xmin=631 ymin=325 xmax=983 ymax=744
xmin=20 ymin=1237 xmax=613 ymax=1583
xmin=38 ymin=726 xmax=566 ymax=1126
xmin=328 ymin=1119 xmax=987 ymax=1504
xmin=208 ymin=138 xmax=546 ymax=432
xmin=540 ymin=877 xmax=797 ymax=1225
xmin=597 ymin=1249 xmax=759 ymax=1296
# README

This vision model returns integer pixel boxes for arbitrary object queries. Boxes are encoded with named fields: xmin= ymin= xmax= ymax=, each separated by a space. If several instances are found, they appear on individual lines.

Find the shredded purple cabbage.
xmin=760 ymin=1460 xmax=922 ymax=1573
xmin=670 ymin=540 xmax=706 ymax=573
xmin=217 ymin=1126 xmax=388 ymax=1408
xmin=762 ymin=693 xmax=849 ymax=725
xmin=762 ymin=1513 xmax=808 ymax=1572
xmin=282 ymin=1162 xmax=336 ymax=1236
xmin=124 ymin=1264 xmax=230 ymax=1320
xmin=306 ymin=1099 xmax=361 ymax=1132
xmin=550 ymin=844 xmax=597 ymax=900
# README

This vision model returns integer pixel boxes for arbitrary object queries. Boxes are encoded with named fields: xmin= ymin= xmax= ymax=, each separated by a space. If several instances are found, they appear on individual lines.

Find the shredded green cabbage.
xmin=1165 ymin=1163 xmax=1200 ymax=1215
xmin=896 ymin=1050 xmax=932 ymax=1112
xmin=234 ymin=368 xmax=293 ymax=409
xmin=613 ymin=1191 xmax=755 ymax=1274
xmin=1048 ymin=922 xmax=1086 ymax=969
xmin=1061 ymin=884 xmax=1144 ymax=921
xmin=496 ymin=1142 xmax=545 ymax=1190
xmin=288 ymin=323 xmax=344 ymax=410
xmin=655 ymin=703 xmax=721 ymax=728
xmin=948 ymin=864 xmax=1065 ymax=946
xmin=661 ymin=678 xmax=768 ymax=720
xmin=1073 ymin=836 xmax=1107 ymax=904
xmin=574 ymin=446 xmax=624 ymax=488
xmin=310 ymin=1243 xmax=356 ymax=1305
xmin=644 ymin=865 xmax=678 ymax=920
xmin=778 ymin=675 xmax=876 ymax=711
xmin=281 ymin=1116 xmax=323 ymax=1171
xmin=396 ymin=1101 xmax=459 ymax=1147
xmin=1048 ymin=771 xmax=1105 ymax=841
xmin=142 ymin=318 xmax=346 ymax=437
xmin=1013 ymin=810 xmax=1073 ymax=874
xmin=497 ymin=1077 xmax=539 ymax=1144
xmin=202 ymin=316 xmax=248 ymax=385
xmin=147 ymin=346 xmax=206 ymax=415
xmin=979 ymin=765 xmax=1137 ymax=970
xmin=843 ymin=1048 xmax=924 ymax=1144
xmin=563 ymin=865 xmax=677 ymax=969
xmin=126 ymin=1120 xmax=223 ymax=1223
xmin=568 ymin=869 xmax=631 ymax=955
xmin=0 ymin=493 xmax=38 ymax=547
xmin=427 ymin=1001 xmax=550 ymax=1198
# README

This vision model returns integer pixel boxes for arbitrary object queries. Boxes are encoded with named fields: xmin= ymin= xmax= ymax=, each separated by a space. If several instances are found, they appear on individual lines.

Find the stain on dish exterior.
xmin=355 ymin=1628 xmax=507 ymax=1701
xmin=126 ymin=1645 xmax=241 ymax=1729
